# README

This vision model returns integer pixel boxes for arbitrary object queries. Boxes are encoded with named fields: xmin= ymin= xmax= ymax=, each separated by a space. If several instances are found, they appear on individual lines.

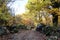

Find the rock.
xmin=36 ymin=23 xmax=45 ymax=31
xmin=57 ymin=27 xmax=60 ymax=32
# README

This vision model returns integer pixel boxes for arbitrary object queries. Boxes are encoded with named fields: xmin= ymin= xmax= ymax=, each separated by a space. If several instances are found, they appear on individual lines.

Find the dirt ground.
xmin=0 ymin=30 xmax=60 ymax=40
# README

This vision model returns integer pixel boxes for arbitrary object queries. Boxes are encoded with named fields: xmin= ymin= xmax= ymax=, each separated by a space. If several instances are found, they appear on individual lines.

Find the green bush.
xmin=47 ymin=36 xmax=58 ymax=40
xmin=42 ymin=26 xmax=53 ymax=36
xmin=6 ymin=25 xmax=19 ymax=33
xmin=42 ymin=25 xmax=60 ymax=37
xmin=0 ymin=27 xmax=7 ymax=36
xmin=17 ymin=24 xmax=27 ymax=30
xmin=12 ymin=28 xmax=18 ymax=33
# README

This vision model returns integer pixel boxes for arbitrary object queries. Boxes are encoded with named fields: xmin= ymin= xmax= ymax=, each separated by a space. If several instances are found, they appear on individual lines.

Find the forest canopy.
xmin=0 ymin=0 xmax=60 ymax=27
xmin=0 ymin=0 xmax=15 ymax=26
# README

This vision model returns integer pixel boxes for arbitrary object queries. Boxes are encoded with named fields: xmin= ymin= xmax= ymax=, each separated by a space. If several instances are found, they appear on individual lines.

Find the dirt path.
xmin=0 ymin=30 xmax=47 ymax=40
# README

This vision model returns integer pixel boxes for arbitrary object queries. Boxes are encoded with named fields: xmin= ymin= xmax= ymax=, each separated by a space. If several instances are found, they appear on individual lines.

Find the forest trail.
xmin=1 ymin=30 xmax=60 ymax=40
xmin=0 ymin=30 xmax=52 ymax=40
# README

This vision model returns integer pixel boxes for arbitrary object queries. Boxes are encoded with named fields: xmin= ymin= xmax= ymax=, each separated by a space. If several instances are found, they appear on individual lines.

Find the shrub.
xmin=0 ymin=27 xmax=7 ymax=36
xmin=26 ymin=26 xmax=31 ymax=30
xmin=42 ymin=25 xmax=60 ymax=37
xmin=11 ymin=28 xmax=18 ymax=33
xmin=47 ymin=36 xmax=58 ymax=40
xmin=42 ymin=25 xmax=53 ymax=36
xmin=17 ymin=24 xmax=27 ymax=30
xmin=7 ymin=25 xmax=18 ymax=33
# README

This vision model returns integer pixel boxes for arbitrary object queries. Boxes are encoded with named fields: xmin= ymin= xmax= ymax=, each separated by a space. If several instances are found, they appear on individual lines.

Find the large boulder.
xmin=57 ymin=27 xmax=60 ymax=32
xmin=36 ymin=23 xmax=46 ymax=31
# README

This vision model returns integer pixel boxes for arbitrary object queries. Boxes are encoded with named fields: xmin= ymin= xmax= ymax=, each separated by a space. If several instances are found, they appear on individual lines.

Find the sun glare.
xmin=7 ymin=0 xmax=28 ymax=15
